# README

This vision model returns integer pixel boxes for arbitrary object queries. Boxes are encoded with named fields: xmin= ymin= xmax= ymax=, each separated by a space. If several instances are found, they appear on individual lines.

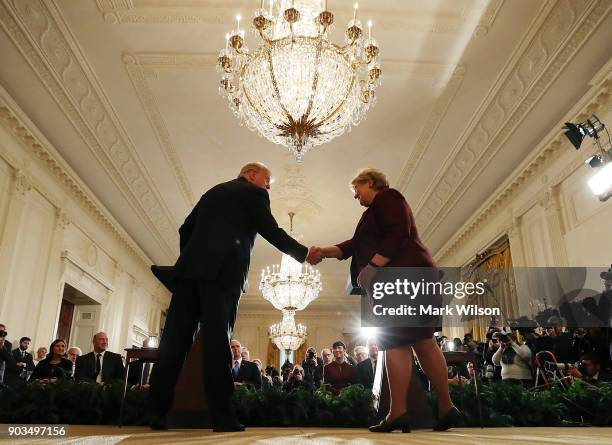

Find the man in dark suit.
xmin=75 ymin=332 xmax=124 ymax=384
xmin=12 ymin=336 xmax=35 ymax=379
xmin=356 ymin=341 xmax=379 ymax=389
xmin=148 ymin=162 xmax=321 ymax=432
xmin=230 ymin=339 xmax=262 ymax=390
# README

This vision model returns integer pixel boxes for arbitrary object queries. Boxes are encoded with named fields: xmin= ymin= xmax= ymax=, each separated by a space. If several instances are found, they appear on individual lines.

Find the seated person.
xmin=12 ymin=336 xmax=35 ymax=380
xmin=75 ymin=332 xmax=124 ymax=384
xmin=30 ymin=339 xmax=72 ymax=382
xmin=230 ymin=339 xmax=262 ymax=390
xmin=323 ymin=341 xmax=356 ymax=395
xmin=283 ymin=365 xmax=314 ymax=392
xmin=569 ymin=353 xmax=612 ymax=385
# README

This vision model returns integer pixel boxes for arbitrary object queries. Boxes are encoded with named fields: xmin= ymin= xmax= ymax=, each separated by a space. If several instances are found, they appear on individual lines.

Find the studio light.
xmin=563 ymin=114 xmax=605 ymax=150
xmin=588 ymin=163 xmax=612 ymax=202
xmin=564 ymin=114 xmax=612 ymax=201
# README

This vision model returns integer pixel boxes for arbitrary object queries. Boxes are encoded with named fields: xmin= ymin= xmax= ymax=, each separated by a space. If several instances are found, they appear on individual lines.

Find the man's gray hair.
xmin=238 ymin=162 xmax=268 ymax=178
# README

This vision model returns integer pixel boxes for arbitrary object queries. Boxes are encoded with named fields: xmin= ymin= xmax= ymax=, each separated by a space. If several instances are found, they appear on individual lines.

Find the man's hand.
xmin=306 ymin=246 xmax=324 ymax=265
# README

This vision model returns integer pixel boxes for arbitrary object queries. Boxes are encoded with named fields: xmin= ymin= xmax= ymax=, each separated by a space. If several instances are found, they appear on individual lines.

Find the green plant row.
xmin=1 ymin=380 xmax=611 ymax=427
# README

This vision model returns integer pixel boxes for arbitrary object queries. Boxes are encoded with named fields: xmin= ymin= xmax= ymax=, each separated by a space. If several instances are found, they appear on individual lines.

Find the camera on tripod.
xmin=544 ymin=361 xmax=585 ymax=375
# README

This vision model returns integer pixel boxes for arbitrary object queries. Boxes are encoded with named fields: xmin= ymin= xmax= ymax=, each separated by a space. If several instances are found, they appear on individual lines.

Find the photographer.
xmin=283 ymin=365 xmax=314 ymax=392
xmin=568 ymin=353 xmax=612 ymax=385
xmin=301 ymin=347 xmax=323 ymax=387
xmin=483 ymin=332 xmax=502 ymax=382
xmin=492 ymin=332 xmax=532 ymax=386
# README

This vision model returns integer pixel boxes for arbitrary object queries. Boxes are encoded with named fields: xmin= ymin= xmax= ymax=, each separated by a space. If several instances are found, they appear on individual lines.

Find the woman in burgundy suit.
xmin=318 ymin=168 xmax=459 ymax=433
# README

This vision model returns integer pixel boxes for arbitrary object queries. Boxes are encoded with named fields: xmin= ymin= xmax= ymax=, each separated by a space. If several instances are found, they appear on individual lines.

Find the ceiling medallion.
xmin=217 ymin=0 xmax=382 ymax=160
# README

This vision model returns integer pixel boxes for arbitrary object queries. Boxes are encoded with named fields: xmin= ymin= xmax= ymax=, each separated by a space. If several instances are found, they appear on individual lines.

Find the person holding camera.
xmin=569 ymin=353 xmax=612 ymax=385
xmin=301 ymin=347 xmax=323 ymax=387
xmin=283 ymin=365 xmax=314 ymax=392
xmin=492 ymin=333 xmax=532 ymax=386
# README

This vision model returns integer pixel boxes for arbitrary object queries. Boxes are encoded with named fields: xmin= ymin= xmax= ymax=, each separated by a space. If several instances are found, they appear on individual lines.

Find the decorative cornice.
xmin=0 ymin=0 xmax=179 ymax=261
xmin=435 ymin=72 xmax=611 ymax=265
xmin=95 ymin=0 xmax=499 ymax=35
xmin=0 ymin=85 xmax=153 ymax=270
xmin=122 ymin=53 xmax=195 ymax=207
xmin=416 ymin=0 xmax=611 ymax=241
xmin=396 ymin=65 xmax=466 ymax=192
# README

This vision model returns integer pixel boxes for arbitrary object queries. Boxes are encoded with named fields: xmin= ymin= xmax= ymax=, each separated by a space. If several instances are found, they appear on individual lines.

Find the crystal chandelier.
xmin=260 ymin=213 xmax=322 ymax=311
xmin=217 ymin=0 xmax=382 ymax=159
xmin=269 ymin=310 xmax=308 ymax=351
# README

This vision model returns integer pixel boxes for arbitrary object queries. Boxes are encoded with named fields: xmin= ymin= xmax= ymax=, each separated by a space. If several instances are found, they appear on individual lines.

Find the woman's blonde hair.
xmin=351 ymin=168 xmax=389 ymax=190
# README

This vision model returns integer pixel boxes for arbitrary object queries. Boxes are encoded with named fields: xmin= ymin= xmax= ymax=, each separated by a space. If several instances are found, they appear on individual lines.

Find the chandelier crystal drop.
xmin=269 ymin=310 xmax=308 ymax=352
xmin=217 ymin=0 xmax=382 ymax=160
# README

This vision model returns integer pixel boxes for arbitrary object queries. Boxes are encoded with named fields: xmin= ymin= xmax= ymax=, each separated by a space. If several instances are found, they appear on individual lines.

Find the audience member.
xmin=302 ymin=347 xmax=323 ymax=387
xmin=30 ymin=339 xmax=72 ymax=382
xmin=0 ymin=332 xmax=22 ymax=388
xmin=323 ymin=341 xmax=356 ymax=395
xmin=253 ymin=359 xmax=272 ymax=389
xmin=12 ymin=337 xmax=35 ymax=380
xmin=67 ymin=346 xmax=82 ymax=378
xmin=353 ymin=345 xmax=368 ymax=364
xmin=0 ymin=324 xmax=11 ymax=352
xmin=283 ymin=365 xmax=314 ymax=392
xmin=569 ymin=353 xmax=612 ymax=385
xmin=230 ymin=339 xmax=262 ymax=390
xmin=74 ymin=332 xmax=124 ymax=384
xmin=321 ymin=348 xmax=332 ymax=366
xmin=241 ymin=347 xmax=250 ymax=361
xmin=356 ymin=341 xmax=378 ymax=389
xmin=34 ymin=347 xmax=47 ymax=364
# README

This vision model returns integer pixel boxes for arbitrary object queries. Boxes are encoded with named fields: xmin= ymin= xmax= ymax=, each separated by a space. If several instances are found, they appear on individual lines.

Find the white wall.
xmin=0 ymin=88 xmax=170 ymax=356
xmin=434 ymin=62 xmax=611 ymax=337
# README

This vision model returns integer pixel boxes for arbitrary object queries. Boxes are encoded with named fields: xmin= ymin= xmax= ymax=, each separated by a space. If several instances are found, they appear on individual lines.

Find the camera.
xmin=485 ymin=364 xmax=495 ymax=379
xmin=0 ymin=330 xmax=7 ymax=338
xmin=307 ymin=350 xmax=316 ymax=359
xmin=544 ymin=361 xmax=585 ymax=374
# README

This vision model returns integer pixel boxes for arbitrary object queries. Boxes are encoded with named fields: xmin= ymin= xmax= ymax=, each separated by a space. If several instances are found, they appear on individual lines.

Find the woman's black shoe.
xmin=434 ymin=406 xmax=462 ymax=431
xmin=369 ymin=412 xmax=411 ymax=433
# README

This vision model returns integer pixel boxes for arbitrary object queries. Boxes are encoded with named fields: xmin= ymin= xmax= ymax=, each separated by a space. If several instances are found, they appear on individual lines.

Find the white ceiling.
xmin=0 ymin=0 xmax=610 ymax=311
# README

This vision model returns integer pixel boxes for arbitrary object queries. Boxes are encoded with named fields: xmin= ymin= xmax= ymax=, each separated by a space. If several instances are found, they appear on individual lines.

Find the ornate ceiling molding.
xmin=413 ymin=0 xmax=611 ymax=241
xmin=396 ymin=65 xmax=466 ymax=193
xmin=435 ymin=72 xmax=611 ymax=265
xmin=0 ymin=0 xmax=179 ymax=261
xmin=123 ymin=53 xmax=195 ymax=206
xmin=0 ymin=85 xmax=153 ymax=270
xmin=95 ymin=0 xmax=502 ymax=36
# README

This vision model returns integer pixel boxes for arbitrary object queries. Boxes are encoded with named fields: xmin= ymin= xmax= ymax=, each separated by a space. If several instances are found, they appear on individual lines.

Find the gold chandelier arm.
xmin=266 ymin=46 xmax=293 ymax=121
xmin=304 ymin=35 xmax=324 ymax=119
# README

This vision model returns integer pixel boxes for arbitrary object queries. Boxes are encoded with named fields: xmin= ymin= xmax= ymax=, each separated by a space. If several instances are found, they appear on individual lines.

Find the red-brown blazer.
xmin=336 ymin=187 xmax=434 ymax=288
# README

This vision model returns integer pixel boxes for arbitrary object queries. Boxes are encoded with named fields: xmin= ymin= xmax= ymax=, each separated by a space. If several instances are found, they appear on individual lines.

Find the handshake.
xmin=305 ymin=246 xmax=325 ymax=265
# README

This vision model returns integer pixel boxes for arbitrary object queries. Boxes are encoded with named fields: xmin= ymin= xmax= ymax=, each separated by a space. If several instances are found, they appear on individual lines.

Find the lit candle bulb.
xmin=225 ymin=33 xmax=229 ymax=51
xmin=269 ymin=0 xmax=273 ymax=16
xmin=236 ymin=14 xmax=241 ymax=34
xmin=353 ymin=2 xmax=358 ymax=22
xmin=368 ymin=20 xmax=372 ymax=40
xmin=260 ymin=0 xmax=264 ymax=8
xmin=322 ymin=0 xmax=327 ymax=11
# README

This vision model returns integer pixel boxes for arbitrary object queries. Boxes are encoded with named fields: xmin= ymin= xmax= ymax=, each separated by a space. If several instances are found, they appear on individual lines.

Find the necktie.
xmin=96 ymin=353 xmax=102 ymax=376
xmin=232 ymin=360 xmax=240 ymax=379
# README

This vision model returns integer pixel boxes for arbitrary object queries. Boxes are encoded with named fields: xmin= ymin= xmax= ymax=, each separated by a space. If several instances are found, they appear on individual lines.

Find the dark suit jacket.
xmin=356 ymin=357 xmax=376 ymax=389
xmin=12 ymin=348 xmax=35 ymax=373
xmin=75 ymin=351 xmax=124 ymax=383
xmin=0 ymin=347 xmax=22 ymax=387
xmin=173 ymin=177 xmax=308 ymax=291
xmin=335 ymin=187 xmax=434 ymax=287
xmin=234 ymin=359 xmax=262 ymax=390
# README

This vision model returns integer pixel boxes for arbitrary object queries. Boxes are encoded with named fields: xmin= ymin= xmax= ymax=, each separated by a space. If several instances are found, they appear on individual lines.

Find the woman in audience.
xmin=30 ymin=339 xmax=73 ymax=382
xmin=33 ymin=347 xmax=47 ymax=364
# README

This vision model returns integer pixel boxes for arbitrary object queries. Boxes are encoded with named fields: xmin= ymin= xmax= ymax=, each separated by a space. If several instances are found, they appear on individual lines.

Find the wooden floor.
xmin=2 ymin=426 xmax=612 ymax=445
